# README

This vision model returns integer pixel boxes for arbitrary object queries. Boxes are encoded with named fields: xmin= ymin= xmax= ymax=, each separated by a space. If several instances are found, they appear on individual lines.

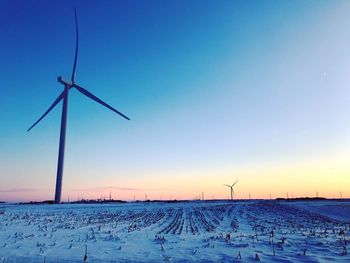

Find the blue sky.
xmin=1 ymin=0 xmax=350 ymax=201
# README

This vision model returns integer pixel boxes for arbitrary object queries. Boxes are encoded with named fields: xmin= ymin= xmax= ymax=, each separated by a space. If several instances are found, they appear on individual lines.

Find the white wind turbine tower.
xmin=224 ymin=180 xmax=238 ymax=200
xmin=27 ymin=9 xmax=130 ymax=203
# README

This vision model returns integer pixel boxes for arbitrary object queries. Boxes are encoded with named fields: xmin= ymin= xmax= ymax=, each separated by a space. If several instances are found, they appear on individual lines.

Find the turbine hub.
xmin=57 ymin=76 xmax=73 ymax=87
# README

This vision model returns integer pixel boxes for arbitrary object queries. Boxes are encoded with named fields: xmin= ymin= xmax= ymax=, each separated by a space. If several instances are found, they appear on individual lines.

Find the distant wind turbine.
xmin=28 ymin=9 xmax=130 ymax=204
xmin=224 ymin=180 xmax=238 ymax=200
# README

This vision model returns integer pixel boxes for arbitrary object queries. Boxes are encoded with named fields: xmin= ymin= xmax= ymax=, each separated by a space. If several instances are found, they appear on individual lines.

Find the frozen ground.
xmin=0 ymin=200 xmax=349 ymax=262
xmin=284 ymin=199 xmax=350 ymax=222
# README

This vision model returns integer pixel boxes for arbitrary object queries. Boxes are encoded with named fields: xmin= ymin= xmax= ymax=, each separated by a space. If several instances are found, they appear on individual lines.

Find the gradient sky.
xmin=1 ymin=0 xmax=349 ymax=202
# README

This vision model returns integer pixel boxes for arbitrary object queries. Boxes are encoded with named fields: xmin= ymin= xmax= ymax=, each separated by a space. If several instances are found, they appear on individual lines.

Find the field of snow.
xmin=284 ymin=199 xmax=350 ymax=222
xmin=0 ymin=200 xmax=349 ymax=262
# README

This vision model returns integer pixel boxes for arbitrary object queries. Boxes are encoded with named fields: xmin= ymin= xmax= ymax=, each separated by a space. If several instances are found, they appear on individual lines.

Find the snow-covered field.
xmin=0 ymin=200 xmax=349 ymax=262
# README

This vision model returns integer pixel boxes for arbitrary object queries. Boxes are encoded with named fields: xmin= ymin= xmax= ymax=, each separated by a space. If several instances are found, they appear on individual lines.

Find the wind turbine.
xmin=224 ymin=180 xmax=238 ymax=200
xmin=28 ymin=9 xmax=130 ymax=204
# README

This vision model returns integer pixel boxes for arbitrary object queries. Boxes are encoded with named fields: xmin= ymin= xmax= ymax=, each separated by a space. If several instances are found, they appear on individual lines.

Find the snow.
xmin=0 ymin=200 xmax=349 ymax=262
xmin=283 ymin=200 xmax=350 ymax=222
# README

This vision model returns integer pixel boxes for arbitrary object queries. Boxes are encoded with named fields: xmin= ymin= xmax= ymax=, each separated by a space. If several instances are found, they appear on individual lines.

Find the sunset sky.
xmin=1 ymin=0 xmax=349 ymax=202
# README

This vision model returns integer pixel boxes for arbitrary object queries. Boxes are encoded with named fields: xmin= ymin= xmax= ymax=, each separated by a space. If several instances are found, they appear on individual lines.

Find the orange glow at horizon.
xmin=2 ymin=156 xmax=349 ymax=202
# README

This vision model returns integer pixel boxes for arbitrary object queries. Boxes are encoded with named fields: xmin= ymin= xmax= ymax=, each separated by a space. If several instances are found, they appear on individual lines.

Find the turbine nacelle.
xmin=57 ymin=76 xmax=73 ymax=87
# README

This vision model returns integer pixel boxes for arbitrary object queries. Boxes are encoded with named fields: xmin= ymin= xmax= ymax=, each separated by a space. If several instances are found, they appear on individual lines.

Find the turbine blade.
xmin=223 ymin=184 xmax=231 ymax=187
xmin=27 ymin=91 xmax=64 ymax=132
xmin=73 ymin=84 xmax=130 ymax=120
xmin=71 ymin=8 xmax=79 ymax=83
xmin=232 ymin=180 xmax=238 ymax=187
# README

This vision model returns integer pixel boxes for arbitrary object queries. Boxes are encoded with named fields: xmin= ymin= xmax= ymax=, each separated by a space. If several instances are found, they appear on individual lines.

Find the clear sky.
xmin=1 ymin=0 xmax=349 ymax=202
